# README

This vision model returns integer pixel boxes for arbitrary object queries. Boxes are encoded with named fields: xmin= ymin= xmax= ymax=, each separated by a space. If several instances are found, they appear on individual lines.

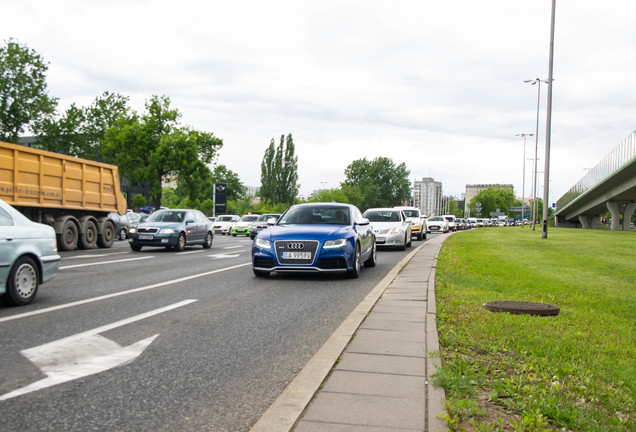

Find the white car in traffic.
xmin=363 ymin=208 xmax=412 ymax=250
xmin=426 ymin=216 xmax=449 ymax=234
xmin=213 ymin=215 xmax=239 ymax=235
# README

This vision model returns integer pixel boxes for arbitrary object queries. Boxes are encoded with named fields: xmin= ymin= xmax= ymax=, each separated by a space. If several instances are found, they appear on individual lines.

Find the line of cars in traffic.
xmin=2 ymin=195 xmax=473 ymax=307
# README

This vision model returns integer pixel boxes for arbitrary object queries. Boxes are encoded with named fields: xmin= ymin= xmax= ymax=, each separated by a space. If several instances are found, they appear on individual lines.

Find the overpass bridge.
xmin=555 ymin=131 xmax=636 ymax=231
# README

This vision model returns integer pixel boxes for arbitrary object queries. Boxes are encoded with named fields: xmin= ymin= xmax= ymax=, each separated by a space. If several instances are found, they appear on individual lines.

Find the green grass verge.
xmin=432 ymin=228 xmax=635 ymax=431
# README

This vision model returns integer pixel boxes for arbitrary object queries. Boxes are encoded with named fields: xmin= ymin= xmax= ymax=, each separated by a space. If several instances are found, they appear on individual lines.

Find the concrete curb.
xmin=250 ymin=236 xmax=449 ymax=432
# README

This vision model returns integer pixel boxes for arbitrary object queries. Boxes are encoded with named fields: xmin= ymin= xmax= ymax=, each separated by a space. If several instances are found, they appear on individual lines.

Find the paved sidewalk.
xmin=250 ymin=233 xmax=449 ymax=432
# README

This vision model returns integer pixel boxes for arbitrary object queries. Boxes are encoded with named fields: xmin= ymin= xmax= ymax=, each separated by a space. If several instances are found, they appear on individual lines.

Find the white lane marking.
xmin=0 ymin=262 xmax=251 ymax=324
xmin=177 ymin=250 xmax=204 ymax=255
xmin=0 ymin=300 xmax=196 ymax=401
xmin=209 ymin=253 xmax=241 ymax=259
xmin=60 ymin=256 xmax=155 ymax=270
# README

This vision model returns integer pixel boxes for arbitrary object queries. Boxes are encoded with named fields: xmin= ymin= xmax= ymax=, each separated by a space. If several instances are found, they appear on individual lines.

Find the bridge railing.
xmin=557 ymin=130 xmax=636 ymax=210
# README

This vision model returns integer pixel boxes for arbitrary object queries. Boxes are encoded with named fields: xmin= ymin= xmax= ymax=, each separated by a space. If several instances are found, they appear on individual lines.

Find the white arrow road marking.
xmin=0 ymin=299 xmax=197 ymax=401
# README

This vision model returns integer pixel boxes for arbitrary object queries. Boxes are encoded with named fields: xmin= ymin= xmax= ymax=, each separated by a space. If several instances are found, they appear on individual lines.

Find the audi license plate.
xmin=282 ymin=251 xmax=311 ymax=260
xmin=138 ymin=235 xmax=154 ymax=240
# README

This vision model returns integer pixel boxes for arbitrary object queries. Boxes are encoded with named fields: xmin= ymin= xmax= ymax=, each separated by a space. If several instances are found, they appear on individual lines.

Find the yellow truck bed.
xmin=0 ymin=141 xmax=126 ymax=214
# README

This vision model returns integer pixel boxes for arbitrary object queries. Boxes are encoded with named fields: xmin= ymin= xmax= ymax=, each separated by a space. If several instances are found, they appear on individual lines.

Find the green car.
xmin=230 ymin=214 xmax=260 ymax=237
xmin=129 ymin=209 xmax=214 ymax=252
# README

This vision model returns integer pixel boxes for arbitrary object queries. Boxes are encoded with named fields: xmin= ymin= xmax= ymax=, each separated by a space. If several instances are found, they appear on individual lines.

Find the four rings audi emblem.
xmin=287 ymin=242 xmax=305 ymax=250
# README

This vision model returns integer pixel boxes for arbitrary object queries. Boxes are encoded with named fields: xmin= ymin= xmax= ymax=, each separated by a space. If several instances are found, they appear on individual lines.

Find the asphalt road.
xmin=0 ymin=234 xmax=424 ymax=432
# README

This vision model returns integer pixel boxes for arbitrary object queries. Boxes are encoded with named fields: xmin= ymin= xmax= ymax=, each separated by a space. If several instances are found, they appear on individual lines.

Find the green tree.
xmin=309 ymin=188 xmax=350 ymax=204
xmin=259 ymin=139 xmax=276 ymax=203
xmin=161 ymin=186 xmax=181 ymax=208
xmin=341 ymin=157 xmax=411 ymax=210
xmin=102 ymin=95 xmax=223 ymax=210
xmin=259 ymin=133 xmax=298 ymax=205
xmin=446 ymin=199 xmax=461 ymax=217
xmin=132 ymin=193 xmax=147 ymax=210
xmin=468 ymin=187 xmax=515 ymax=217
xmin=33 ymin=92 xmax=129 ymax=160
xmin=200 ymin=198 xmax=215 ymax=216
xmin=0 ymin=39 xmax=57 ymax=142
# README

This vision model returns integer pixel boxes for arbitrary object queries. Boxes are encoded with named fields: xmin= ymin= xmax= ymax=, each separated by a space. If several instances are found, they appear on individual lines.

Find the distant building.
xmin=244 ymin=185 xmax=259 ymax=197
xmin=464 ymin=184 xmax=514 ymax=217
xmin=413 ymin=177 xmax=442 ymax=216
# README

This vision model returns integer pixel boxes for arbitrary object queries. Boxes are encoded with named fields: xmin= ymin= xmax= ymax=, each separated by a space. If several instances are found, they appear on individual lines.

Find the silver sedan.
xmin=0 ymin=198 xmax=61 ymax=306
xmin=363 ymin=208 xmax=412 ymax=250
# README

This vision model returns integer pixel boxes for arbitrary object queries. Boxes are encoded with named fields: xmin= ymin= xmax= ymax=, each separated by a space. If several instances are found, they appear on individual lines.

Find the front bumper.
xmin=231 ymin=226 xmax=251 ymax=236
xmin=129 ymin=233 xmax=179 ymax=248
xmin=252 ymin=241 xmax=353 ymax=274
xmin=374 ymin=231 xmax=405 ymax=247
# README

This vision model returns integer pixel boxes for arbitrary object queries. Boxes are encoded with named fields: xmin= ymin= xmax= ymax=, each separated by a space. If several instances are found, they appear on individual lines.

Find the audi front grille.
xmin=274 ymin=240 xmax=319 ymax=265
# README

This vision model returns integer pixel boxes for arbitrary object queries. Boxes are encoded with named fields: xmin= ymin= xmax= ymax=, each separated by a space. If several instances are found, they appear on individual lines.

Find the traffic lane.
xmin=0 ymin=240 xmax=421 ymax=431
xmin=0 ymin=236 xmax=252 ymax=313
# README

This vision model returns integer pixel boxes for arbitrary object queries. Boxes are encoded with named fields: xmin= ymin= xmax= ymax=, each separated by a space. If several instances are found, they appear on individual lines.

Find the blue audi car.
xmin=251 ymin=203 xmax=376 ymax=278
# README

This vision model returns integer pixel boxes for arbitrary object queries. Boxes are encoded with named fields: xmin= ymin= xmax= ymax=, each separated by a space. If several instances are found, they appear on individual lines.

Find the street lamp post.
xmin=524 ymin=78 xmax=548 ymax=231
xmin=516 ymin=133 xmax=533 ymax=228
xmin=542 ymin=0 xmax=557 ymax=239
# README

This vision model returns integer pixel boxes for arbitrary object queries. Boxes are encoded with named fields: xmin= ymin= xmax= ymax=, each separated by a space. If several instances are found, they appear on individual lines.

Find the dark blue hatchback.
xmin=251 ymin=203 xmax=376 ymax=278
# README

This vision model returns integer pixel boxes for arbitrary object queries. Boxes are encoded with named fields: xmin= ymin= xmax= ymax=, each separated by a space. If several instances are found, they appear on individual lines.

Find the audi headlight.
xmin=159 ymin=228 xmax=176 ymax=234
xmin=255 ymin=237 xmax=271 ymax=249
xmin=323 ymin=238 xmax=347 ymax=249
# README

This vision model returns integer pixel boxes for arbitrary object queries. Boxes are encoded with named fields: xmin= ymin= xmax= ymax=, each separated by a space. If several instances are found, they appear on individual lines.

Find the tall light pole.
xmin=542 ymin=0 xmax=557 ymax=239
xmin=524 ymin=78 xmax=548 ymax=230
xmin=516 ymin=133 xmax=533 ymax=228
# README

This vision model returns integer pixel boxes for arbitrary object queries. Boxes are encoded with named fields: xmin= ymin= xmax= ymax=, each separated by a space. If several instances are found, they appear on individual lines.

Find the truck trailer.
xmin=0 ymin=141 xmax=127 ymax=250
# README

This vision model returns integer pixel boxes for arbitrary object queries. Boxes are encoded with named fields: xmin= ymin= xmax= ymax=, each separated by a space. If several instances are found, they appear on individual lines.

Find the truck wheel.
xmin=58 ymin=220 xmax=78 ymax=251
xmin=97 ymin=219 xmax=116 ymax=248
xmin=4 ymin=256 xmax=39 ymax=306
xmin=79 ymin=219 xmax=98 ymax=249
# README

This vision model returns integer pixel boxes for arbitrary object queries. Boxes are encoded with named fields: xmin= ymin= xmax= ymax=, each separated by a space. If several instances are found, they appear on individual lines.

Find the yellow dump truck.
xmin=0 ymin=141 xmax=127 ymax=250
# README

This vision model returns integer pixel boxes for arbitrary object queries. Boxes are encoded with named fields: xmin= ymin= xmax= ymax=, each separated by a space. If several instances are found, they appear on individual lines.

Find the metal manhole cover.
xmin=484 ymin=301 xmax=560 ymax=316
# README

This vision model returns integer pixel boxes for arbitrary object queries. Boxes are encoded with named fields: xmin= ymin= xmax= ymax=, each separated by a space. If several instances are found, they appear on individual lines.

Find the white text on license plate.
xmin=282 ymin=251 xmax=311 ymax=260
xmin=138 ymin=235 xmax=154 ymax=240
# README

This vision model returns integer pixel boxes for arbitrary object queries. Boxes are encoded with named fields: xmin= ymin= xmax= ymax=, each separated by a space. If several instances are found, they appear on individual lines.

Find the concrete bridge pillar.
xmin=578 ymin=215 xmax=600 ymax=229
xmin=606 ymin=201 xmax=636 ymax=231
xmin=624 ymin=202 xmax=636 ymax=231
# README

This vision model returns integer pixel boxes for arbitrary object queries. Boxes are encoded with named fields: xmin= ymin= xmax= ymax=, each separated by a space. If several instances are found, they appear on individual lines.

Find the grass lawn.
xmin=433 ymin=227 xmax=635 ymax=431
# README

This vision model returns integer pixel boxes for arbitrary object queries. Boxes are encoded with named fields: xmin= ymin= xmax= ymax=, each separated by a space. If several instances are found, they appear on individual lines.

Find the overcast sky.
xmin=4 ymin=0 xmax=636 ymax=204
